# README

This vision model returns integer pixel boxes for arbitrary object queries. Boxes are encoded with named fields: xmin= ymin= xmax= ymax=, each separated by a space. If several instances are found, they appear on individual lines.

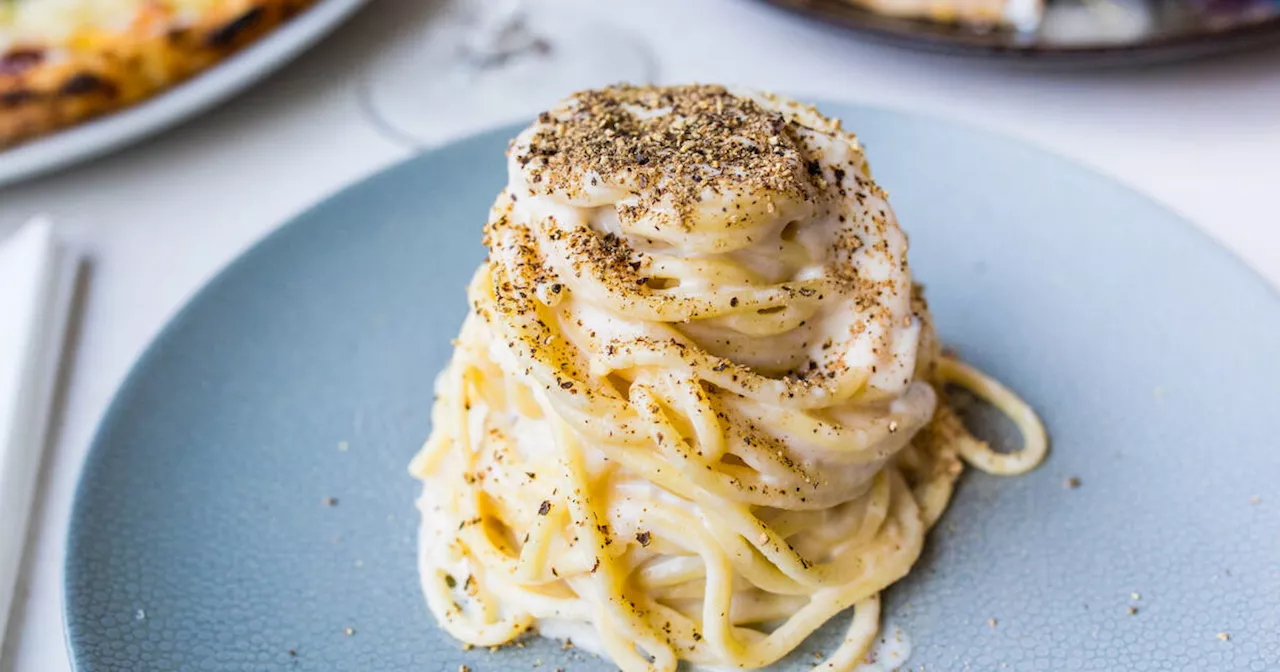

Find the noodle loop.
xmin=412 ymin=85 xmax=1046 ymax=672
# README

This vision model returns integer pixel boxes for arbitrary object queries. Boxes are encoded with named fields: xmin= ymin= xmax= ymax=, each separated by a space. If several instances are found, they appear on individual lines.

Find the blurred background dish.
xmin=754 ymin=0 xmax=1280 ymax=64
xmin=0 ymin=0 xmax=367 ymax=189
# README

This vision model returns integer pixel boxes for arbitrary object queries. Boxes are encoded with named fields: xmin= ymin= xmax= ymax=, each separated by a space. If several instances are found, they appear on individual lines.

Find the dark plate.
xmin=755 ymin=0 xmax=1280 ymax=65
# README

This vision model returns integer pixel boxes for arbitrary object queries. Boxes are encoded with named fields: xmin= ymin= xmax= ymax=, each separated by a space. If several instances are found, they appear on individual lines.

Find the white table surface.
xmin=2 ymin=0 xmax=1279 ymax=669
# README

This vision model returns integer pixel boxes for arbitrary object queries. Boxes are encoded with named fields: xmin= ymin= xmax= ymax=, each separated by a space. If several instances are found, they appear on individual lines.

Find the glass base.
xmin=359 ymin=6 xmax=658 ymax=148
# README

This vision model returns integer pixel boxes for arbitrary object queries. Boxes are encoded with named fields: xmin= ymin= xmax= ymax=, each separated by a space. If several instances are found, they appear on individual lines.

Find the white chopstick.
xmin=0 ymin=218 xmax=77 ymax=646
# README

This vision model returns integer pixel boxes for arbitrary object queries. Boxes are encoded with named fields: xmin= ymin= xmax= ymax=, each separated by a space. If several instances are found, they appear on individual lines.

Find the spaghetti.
xmin=410 ymin=84 xmax=1047 ymax=672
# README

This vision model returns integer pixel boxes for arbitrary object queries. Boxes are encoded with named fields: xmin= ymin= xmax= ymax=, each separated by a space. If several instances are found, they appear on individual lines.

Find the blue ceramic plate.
xmin=65 ymin=104 xmax=1280 ymax=671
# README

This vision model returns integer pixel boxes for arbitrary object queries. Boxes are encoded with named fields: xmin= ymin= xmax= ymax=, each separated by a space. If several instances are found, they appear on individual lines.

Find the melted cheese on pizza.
xmin=0 ymin=0 xmax=220 ymax=49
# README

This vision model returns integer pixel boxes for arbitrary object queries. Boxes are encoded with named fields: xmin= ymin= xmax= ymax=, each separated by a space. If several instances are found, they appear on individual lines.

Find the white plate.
xmin=0 ymin=0 xmax=368 ymax=189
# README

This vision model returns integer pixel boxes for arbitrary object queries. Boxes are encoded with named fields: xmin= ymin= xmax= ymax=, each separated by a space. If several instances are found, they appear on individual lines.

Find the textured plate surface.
xmin=65 ymin=103 xmax=1280 ymax=671
xmin=0 ymin=0 xmax=367 ymax=189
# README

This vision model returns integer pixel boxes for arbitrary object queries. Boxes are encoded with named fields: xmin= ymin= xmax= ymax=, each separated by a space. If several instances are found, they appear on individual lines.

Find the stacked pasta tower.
xmin=411 ymin=84 xmax=1044 ymax=672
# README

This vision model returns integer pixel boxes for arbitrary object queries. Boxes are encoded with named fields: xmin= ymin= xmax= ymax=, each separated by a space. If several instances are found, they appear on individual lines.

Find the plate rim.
xmin=754 ymin=0 xmax=1280 ymax=65
xmin=59 ymin=101 xmax=1280 ymax=670
xmin=0 ymin=0 xmax=370 ymax=190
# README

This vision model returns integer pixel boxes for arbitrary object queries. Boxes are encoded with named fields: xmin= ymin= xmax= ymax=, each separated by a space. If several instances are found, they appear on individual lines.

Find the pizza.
xmin=841 ymin=0 xmax=1042 ymax=28
xmin=0 ymin=0 xmax=319 ymax=148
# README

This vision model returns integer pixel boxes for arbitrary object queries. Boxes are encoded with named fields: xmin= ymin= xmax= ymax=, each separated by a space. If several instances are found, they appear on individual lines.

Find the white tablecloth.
xmin=2 ymin=1 xmax=1278 ymax=669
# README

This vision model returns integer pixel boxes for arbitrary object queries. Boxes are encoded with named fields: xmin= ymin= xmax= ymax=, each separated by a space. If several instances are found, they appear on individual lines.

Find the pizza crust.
xmin=0 ymin=0 xmax=319 ymax=148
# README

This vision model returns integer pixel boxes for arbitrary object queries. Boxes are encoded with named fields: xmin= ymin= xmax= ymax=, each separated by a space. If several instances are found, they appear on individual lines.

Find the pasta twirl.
xmin=410 ymin=84 xmax=1047 ymax=672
